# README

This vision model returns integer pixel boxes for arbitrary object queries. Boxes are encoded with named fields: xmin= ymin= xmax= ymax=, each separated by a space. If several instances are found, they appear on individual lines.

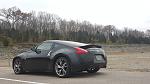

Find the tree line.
xmin=0 ymin=7 xmax=150 ymax=46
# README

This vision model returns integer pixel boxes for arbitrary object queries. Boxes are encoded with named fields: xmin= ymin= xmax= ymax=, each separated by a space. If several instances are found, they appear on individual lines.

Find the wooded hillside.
xmin=0 ymin=7 xmax=150 ymax=46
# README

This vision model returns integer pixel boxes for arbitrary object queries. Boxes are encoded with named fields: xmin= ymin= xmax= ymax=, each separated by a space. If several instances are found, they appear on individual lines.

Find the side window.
xmin=53 ymin=43 xmax=63 ymax=50
xmin=54 ymin=43 xmax=61 ymax=48
xmin=37 ymin=42 xmax=53 ymax=50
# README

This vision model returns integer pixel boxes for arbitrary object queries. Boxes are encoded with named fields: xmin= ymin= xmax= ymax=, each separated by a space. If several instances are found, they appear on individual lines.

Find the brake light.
xmin=75 ymin=47 xmax=88 ymax=55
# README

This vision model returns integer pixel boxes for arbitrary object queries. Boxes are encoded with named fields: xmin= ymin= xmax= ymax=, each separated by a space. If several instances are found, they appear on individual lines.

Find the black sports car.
xmin=12 ymin=40 xmax=107 ymax=77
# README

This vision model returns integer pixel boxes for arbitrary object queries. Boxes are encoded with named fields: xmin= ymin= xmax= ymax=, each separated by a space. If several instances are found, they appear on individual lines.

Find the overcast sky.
xmin=0 ymin=0 xmax=150 ymax=31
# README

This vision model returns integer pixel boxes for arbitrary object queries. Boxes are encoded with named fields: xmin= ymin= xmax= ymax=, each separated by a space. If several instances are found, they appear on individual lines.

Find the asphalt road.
xmin=0 ymin=67 xmax=149 ymax=84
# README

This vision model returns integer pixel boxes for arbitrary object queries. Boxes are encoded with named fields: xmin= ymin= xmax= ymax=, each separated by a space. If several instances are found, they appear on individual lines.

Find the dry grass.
xmin=0 ymin=59 xmax=11 ymax=67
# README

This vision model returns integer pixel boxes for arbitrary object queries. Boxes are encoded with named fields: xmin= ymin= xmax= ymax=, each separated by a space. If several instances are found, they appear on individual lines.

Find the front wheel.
xmin=13 ymin=58 xmax=24 ymax=74
xmin=87 ymin=67 xmax=100 ymax=73
xmin=54 ymin=57 xmax=71 ymax=77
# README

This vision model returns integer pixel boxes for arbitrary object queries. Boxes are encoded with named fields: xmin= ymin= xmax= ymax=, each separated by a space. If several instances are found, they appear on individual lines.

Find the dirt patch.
xmin=107 ymin=52 xmax=150 ymax=72
xmin=109 ymin=51 xmax=128 ymax=55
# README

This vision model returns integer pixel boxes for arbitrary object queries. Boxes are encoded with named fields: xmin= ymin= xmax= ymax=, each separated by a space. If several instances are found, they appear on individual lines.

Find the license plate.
xmin=95 ymin=55 xmax=103 ymax=60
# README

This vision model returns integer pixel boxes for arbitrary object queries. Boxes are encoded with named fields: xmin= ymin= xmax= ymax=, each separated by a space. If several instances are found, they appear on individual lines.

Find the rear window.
xmin=55 ymin=41 xmax=88 ymax=47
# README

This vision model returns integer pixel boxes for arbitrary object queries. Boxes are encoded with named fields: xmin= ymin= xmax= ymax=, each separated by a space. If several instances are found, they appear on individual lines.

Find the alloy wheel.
xmin=55 ymin=57 xmax=69 ymax=77
xmin=13 ymin=59 xmax=22 ymax=74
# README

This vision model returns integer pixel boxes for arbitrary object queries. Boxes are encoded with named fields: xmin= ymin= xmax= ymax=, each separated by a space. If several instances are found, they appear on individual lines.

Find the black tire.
xmin=87 ymin=67 xmax=100 ymax=73
xmin=54 ymin=57 xmax=71 ymax=78
xmin=13 ymin=58 xmax=25 ymax=74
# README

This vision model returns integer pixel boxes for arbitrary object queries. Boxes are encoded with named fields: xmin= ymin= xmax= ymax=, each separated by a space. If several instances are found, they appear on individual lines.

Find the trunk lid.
xmin=78 ymin=44 xmax=106 ymax=63
xmin=80 ymin=45 xmax=103 ymax=55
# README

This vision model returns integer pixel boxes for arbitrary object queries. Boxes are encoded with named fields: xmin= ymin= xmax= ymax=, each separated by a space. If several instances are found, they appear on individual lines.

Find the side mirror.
xmin=31 ymin=44 xmax=41 ymax=54
xmin=31 ymin=44 xmax=37 ymax=51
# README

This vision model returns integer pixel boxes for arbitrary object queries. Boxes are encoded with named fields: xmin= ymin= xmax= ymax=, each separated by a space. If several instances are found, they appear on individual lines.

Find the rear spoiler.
xmin=80 ymin=44 xmax=102 ymax=49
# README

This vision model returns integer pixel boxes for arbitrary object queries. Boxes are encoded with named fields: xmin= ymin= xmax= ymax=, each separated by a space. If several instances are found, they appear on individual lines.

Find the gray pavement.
xmin=0 ymin=67 xmax=149 ymax=84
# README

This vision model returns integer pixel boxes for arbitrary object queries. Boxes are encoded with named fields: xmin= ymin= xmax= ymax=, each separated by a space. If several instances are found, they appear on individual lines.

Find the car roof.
xmin=44 ymin=40 xmax=89 ymax=47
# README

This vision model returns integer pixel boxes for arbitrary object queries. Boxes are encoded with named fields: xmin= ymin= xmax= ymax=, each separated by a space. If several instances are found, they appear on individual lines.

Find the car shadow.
xmin=22 ymin=72 xmax=57 ymax=77
xmin=70 ymin=72 xmax=107 ymax=78
xmin=20 ymin=71 xmax=107 ymax=78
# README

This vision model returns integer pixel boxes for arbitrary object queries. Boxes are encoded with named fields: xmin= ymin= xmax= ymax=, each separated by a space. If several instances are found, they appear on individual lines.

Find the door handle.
xmin=47 ymin=51 xmax=52 ymax=56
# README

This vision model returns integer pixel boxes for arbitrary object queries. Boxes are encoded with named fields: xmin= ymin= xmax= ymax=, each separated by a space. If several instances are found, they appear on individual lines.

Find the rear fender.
xmin=50 ymin=48 xmax=78 ymax=63
xmin=50 ymin=48 xmax=80 ymax=71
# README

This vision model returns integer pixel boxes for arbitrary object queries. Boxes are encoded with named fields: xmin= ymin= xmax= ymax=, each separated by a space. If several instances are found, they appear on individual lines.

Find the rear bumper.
xmin=69 ymin=54 xmax=107 ymax=72
xmin=71 ymin=61 xmax=107 ymax=72
xmin=80 ymin=63 xmax=107 ymax=71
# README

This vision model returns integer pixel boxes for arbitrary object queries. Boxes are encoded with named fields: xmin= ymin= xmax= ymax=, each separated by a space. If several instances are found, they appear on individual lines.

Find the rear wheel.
xmin=13 ymin=58 xmax=24 ymax=74
xmin=87 ymin=67 xmax=100 ymax=73
xmin=54 ymin=57 xmax=71 ymax=77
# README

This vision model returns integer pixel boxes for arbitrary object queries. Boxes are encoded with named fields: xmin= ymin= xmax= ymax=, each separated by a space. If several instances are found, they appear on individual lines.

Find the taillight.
xmin=75 ymin=47 xmax=88 ymax=55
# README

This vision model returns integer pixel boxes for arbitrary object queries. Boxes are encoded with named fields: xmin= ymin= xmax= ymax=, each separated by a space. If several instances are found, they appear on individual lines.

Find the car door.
xmin=25 ymin=42 xmax=53 ymax=71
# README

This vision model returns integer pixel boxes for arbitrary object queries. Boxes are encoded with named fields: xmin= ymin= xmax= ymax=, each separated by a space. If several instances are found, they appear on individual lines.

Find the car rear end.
xmin=74 ymin=45 xmax=107 ymax=71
